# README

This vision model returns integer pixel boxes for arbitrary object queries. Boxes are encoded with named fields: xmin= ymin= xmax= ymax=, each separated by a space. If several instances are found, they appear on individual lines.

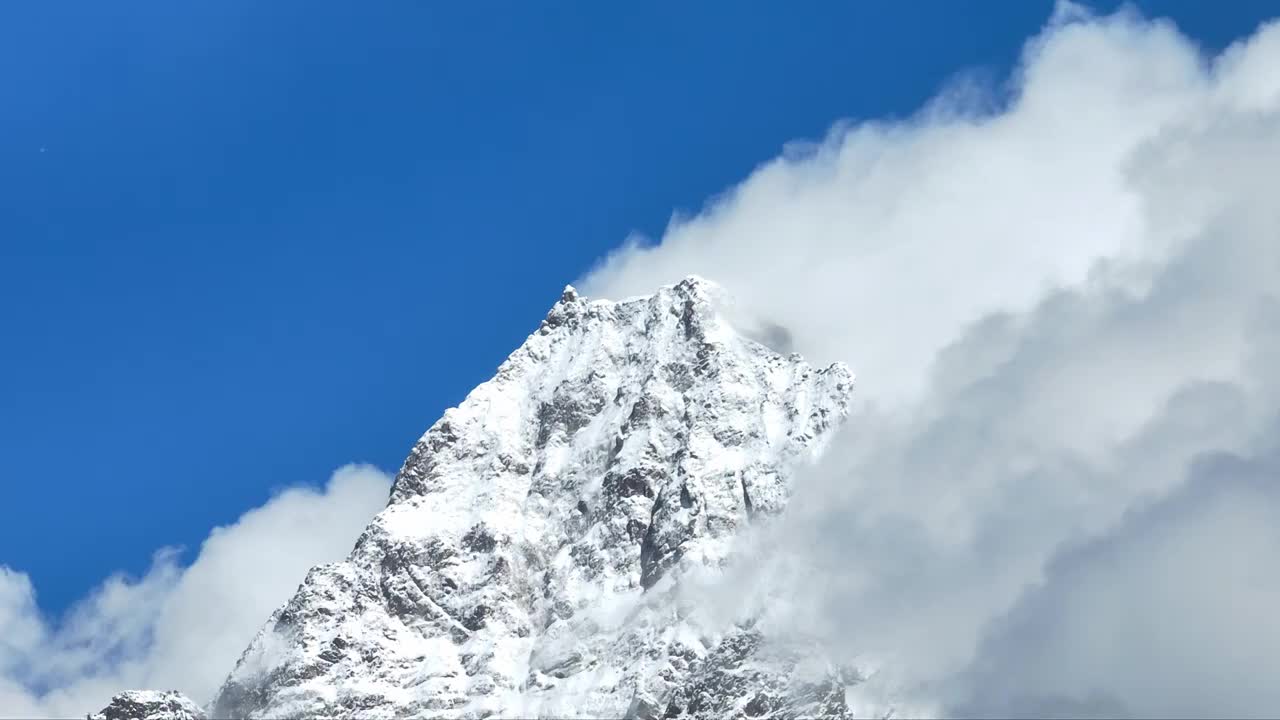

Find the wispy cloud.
xmin=0 ymin=465 xmax=391 ymax=718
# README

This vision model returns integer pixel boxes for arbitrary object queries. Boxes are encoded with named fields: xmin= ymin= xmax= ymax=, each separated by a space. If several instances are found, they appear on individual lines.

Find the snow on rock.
xmin=90 ymin=691 xmax=206 ymax=720
xmin=198 ymin=276 xmax=854 ymax=719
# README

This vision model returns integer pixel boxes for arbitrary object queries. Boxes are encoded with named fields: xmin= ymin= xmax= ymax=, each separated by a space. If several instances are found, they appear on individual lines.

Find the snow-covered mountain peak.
xmin=98 ymin=278 xmax=855 ymax=719
xmin=539 ymin=275 xmax=721 ymax=335
xmin=90 ymin=691 xmax=205 ymax=720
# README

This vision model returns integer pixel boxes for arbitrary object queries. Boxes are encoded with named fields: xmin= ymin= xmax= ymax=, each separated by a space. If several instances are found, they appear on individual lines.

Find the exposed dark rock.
xmin=92 ymin=691 xmax=204 ymax=720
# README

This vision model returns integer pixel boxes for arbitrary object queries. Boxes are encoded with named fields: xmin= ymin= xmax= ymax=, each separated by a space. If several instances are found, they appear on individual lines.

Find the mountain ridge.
xmin=93 ymin=276 xmax=856 ymax=720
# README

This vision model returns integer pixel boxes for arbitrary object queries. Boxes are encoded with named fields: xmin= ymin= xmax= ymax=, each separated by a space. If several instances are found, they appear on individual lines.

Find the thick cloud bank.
xmin=584 ymin=3 xmax=1280 ymax=717
xmin=0 ymin=465 xmax=391 ymax=718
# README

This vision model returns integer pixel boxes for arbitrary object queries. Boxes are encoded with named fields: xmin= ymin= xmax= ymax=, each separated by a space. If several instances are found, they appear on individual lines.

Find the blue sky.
xmin=1 ymin=0 xmax=1274 ymax=621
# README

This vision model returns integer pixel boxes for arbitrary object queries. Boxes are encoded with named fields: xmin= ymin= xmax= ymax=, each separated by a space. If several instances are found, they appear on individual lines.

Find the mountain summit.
xmin=95 ymin=276 xmax=855 ymax=719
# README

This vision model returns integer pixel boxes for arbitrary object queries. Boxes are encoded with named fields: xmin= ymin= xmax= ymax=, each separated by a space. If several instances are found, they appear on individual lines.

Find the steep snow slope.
xmin=97 ymin=277 xmax=855 ymax=719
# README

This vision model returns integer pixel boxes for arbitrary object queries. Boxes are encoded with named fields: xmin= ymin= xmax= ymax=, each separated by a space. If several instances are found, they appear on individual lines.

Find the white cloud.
xmin=584 ymin=4 xmax=1280 ymax=716
xmin=0 ymin=464 xmax=391 ymax=718
xmin=955 ymin=449 xmax=1280 ymax=719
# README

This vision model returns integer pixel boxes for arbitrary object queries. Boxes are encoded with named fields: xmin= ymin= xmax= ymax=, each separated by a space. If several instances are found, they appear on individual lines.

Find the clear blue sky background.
xmin=2 ymin=1 xmax=1273 ymax=617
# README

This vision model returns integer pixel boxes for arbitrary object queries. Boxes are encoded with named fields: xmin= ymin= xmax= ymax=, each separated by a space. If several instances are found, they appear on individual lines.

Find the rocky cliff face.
xmin=90 ymin=691 xmax=206 ymax=720
xmin=95 ymin=277 xmax=855 ymax=719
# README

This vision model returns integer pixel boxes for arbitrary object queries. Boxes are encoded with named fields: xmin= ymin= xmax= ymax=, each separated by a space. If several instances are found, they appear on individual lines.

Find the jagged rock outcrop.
xmin=90 ymin=691 xmax=206 ymax=720
xmin=95 ymin=277 xmax=856 ymax=719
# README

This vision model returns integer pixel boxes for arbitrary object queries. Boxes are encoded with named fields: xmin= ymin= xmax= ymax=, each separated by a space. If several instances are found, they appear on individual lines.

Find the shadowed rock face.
xmin=91 ymin=691 xmax=205 ymax=720
xmin=95 ymin=278 xmax=855 ymax=720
